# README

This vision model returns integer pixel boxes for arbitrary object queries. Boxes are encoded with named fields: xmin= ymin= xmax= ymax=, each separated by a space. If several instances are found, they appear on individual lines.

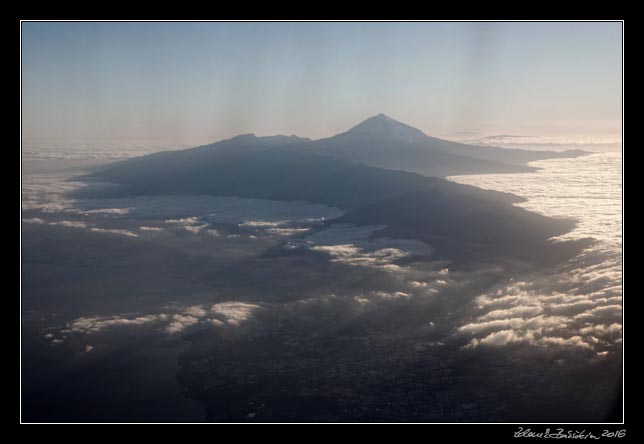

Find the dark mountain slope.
xmin=81 ymin=120 xmax=586 ymax=263
xmin=309 ymin=114 xmax=586 ymax=177
xmin=87 ymin=136 xmax=518 ymax=211
xmin=334 ymin=185 xmax=589 ymax=263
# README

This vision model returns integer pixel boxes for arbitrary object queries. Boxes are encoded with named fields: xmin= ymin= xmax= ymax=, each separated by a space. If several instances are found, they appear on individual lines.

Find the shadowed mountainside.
xmin=81 ymin=115 xmax=587 ymax=262
xmin=333 ymin=186 xmax=590 ymax=263
xmin=309 ymin=114 xmax=586 ymax=177
xmin=83 ymin=135 xmax=523 ymax=212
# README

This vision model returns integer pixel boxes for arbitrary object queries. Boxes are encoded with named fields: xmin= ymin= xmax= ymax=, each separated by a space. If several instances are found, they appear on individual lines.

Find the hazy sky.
xmin=22 ymin=21 xmax=622 ymax=148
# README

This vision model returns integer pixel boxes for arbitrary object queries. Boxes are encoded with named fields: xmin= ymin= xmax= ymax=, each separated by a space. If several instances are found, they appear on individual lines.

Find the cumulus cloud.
xmin=210 ymin=302 xmax=261 ymax=326
xmin=68 ymin=314 xmax=162 ymax=334
xmin=22 ymin=172 xmax=342 ymax=249
xmin=480 ymin=306 xmax=544 ymax=320
xmin=239 ymin=220 xmax=289 ymax=228
xmin=90 ymin=228 xmax=139 ymax=237
xmin=456 ymin=253 xmax=622 ymax=353
xmin=307 ymin=244 xmax=416 ymax=271
xmin=458 ymin=318 xmax=527 ymax=335
xmin=579 ymin=323 xmax=622 ymax=335
xmin=475 ymin=329 xmax=523 ymax=347
xmin=165 ymin=217 xmax=200 ymax=225
xmin=539 ymin=335 xmax=593 ymax=349
xmin=139 ymin=226 xmax=164 ymax=232
xmin=466 ymin=328 xmax=594 ymax=350
xmin=353 ymin=295 xmax=371 ymax=306
xmin=82 ymin=208 xmax=131 ymax=216
xmin=410 ymin=281 xmax=428 ymax=288
xmin=22 ymin=217 xmax=45 ymax=224
xmin=50 ymin=220 xmax=88 ymax=229
xmin=237 ymin=220 xmax=317 ymax=238
xmin=21 ymin=174 xmax=85 ymax=214
xmin=372 ymin=291 xmax=410 ymax=300
xmin=184 ymin=224 xmax=209 ymax=234
xmin=183 ymin=306 xmax=208 ymax=317
xmin=58 ymin=302 xmax=261 ymax=345
xmin=266 ymin=227 xmax=311 ymax=236
xmin=165 ymin=217 xmax=211 ymax=234
xmin=286 ymin=224 xmax=434 ymax=271
xmin=165 ymin=314 xmax=200 ymax=334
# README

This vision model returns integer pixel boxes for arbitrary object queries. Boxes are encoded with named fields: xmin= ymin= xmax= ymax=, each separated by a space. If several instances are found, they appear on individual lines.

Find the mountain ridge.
xmin=308 ymin=114 xmax=587 ymax=177
xmin=80 ymin=114 xmax=586 ymax=263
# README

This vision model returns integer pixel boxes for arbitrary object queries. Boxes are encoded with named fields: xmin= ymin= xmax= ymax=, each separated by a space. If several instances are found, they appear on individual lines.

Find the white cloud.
xmin=539 ymin=335 xmax=593 ymax=350
xmin=210 ymin=302 xmax=261 ymax=326
xmin=289 ymin=224 xmax=434 ymax=271
xmin=21 ymin=174 xmax=83 ymax=214
xmin=184 ymin=224 xmax=209 ymax=234
xmin=183 ymin=306 xmax=208 ymax=317
xmin=50 ymin=220 xmax=88 ymax=229
xmin=548 ymin=300 xmax=598 ymax=315
xmin=61 ymin=301 xmax=261 ymax=344
xmin=585 ymin=304 xmax=623 ymax=317
xmin=458 ymin=318 xmax=527 ymax=334
xmin=139 ymin=226 xmax=164 ymax=232
xmin=466 ymin=329 xmax=594 ymax=350
xmin=578 ymin=323 xmax=622 ymax=336
xmin=239 ymin=220 xmax=289 ymax=228
xmin=82 ymin=208 xmax=131 ymax=216
xmin=68 ymin=314 xmax=161 ymax=334
xmin=459 ymin=315 xmax=569 ymax=340
xmin=311 ymin=244 xmax=410 ymax=269
xmin=476 ymin=329 xmax=523 ymax=347
xmin=266 ymin=227 xmax=311 ymax=236
xmin=353 ymin=295 xmax=371 ymax=305
xmin=165 ymin=314 xmax=200 ymax=334
xmin=457 ymin=261 xmax=622 ymax=353
xmin=165 ymin=217 xmax=201 ymax=226
xmin=459 ymin=135 xmax=622 ymax=149
xmin=90 ymin=228 xmax=139 ymax=237
xmin=165 ymin=217 xmax=210 ymax=234
xmin=22 ymin=217 xmax=45 ymax=224
xmin=372 ymin=291 xmax=410 ymax=300
xmin=480 ymin=306 xmax=543 ymax=320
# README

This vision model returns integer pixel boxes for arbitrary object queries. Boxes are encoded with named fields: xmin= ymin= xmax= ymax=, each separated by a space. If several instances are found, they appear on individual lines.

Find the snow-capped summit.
xmin=342 ymin=113 xmax=429 ymax=143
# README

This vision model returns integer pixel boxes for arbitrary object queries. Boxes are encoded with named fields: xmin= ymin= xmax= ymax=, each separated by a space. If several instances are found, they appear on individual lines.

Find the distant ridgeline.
xmin=82 ymin=114 xmax=589 ymax=264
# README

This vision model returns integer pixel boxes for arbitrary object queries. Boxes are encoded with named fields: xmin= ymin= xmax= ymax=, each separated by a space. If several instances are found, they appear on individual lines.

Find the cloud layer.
xmin=456 ymin=248 xmax=622 ymax=355
xmin=47 ymin=301 xmax=263 ymax=346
